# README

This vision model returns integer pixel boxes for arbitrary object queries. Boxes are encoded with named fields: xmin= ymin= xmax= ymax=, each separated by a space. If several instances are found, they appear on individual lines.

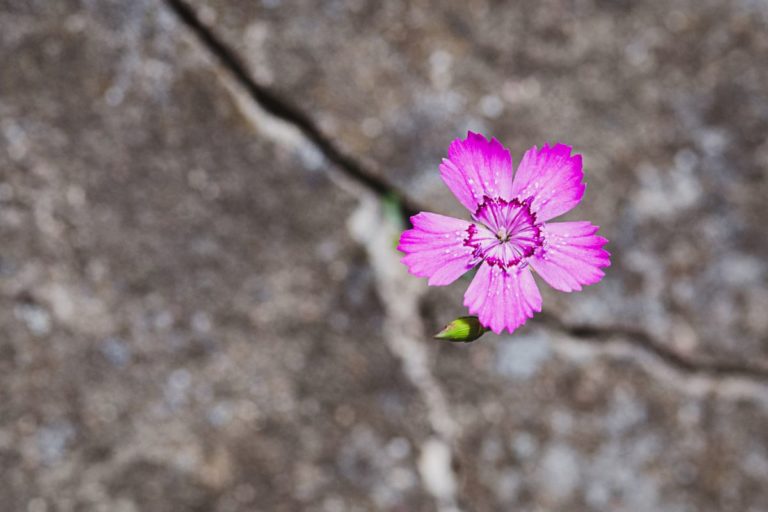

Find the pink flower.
xmin=398 ymin=132 xmax=610 ymax=335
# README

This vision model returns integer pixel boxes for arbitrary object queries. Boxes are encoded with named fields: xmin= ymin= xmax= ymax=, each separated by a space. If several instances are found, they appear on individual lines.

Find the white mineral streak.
xmin=419 ymin=438 xmax=459 ymax=509
xmin=349 ymin=197 xmax=462 ymax=512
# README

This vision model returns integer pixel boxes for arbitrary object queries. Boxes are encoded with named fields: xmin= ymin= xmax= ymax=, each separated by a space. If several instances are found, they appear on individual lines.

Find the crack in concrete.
xmin=173 ymin=9 xmax=465 ymax=508
xmin=539 ymin=313 xmax=768 ymax=381
xmin=163 ymin=0 xmax=768 ymax=398
xmin=164 ymin=0 xmax=420 ymax=220
xmin=547 ymin=329 xmax=768 ymax=407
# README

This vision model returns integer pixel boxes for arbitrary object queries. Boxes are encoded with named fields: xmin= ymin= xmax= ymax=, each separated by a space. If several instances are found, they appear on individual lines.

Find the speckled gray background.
xmin=1 ymin=1 xmax=767 ymax=511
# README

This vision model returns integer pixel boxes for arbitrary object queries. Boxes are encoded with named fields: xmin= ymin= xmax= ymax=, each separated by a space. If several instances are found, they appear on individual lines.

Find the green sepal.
xmin=434 ymin=316 xmax=489 ymax=343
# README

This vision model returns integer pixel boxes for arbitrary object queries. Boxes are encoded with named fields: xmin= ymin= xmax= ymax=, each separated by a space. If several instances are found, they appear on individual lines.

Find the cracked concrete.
xmin=2 ymin=0 xmax=768 ymax=511
xmin=182 ymin=0 xmax=768 ymax=367
xmin=203 ymin=29 xmax=463 ymax=511
xmin=170 ymin=0 xmax=768 ymax=388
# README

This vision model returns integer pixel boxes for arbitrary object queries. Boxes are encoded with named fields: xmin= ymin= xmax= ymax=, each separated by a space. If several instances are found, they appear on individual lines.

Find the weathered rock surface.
xmin=1 ymin=1 xmax=432 ymax=510
xmin=2 ymin=0 xmax=768 ymax=511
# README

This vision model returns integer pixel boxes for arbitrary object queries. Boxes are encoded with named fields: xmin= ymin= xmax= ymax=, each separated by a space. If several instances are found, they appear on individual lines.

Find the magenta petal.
xmin=439 ymin=132 xmax=514 ymax=212
xmin=530 ymin=221 xmax=611 ymax=292
xmin=398 ymin=212 xmax=477 ymax=286
xmin=463 ymin=263 xmax=542 ymax=335
xmin=510 ymin=143 xmax=585 ymax=222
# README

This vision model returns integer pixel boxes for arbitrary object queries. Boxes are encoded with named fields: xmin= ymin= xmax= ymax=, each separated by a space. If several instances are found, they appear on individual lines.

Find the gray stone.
xmin=0 ymin=1 xmax=432 ymax=510
xmin=2 ymin=0 xmax=768 ymax=511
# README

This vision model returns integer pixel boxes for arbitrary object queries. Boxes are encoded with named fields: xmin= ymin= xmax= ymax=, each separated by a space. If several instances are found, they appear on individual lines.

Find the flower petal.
xmin=530 ymin=221 xmax=610 ymax=292
xmin=510 ymin=143 xmax=585 ymax=222
xmin=440 ymin=132 xmax=514 ymax=212
xmin=463 ymin=263 xmax=542 ymax=334
xmin=398 ymin=212 xmax=477 ymax=286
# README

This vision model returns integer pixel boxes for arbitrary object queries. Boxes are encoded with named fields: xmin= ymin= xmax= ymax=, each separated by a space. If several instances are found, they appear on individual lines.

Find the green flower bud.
xmin=434 ymin=316 xmax=488 ymax=343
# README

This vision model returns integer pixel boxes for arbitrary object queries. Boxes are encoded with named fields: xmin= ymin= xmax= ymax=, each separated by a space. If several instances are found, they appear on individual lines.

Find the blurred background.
xmin=2 ymin=0 xmax=768 ymax=511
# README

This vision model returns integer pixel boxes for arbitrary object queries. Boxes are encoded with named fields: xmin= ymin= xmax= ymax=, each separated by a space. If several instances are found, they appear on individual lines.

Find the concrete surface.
xmin=1 ymin=0 xmax=767 ymax=511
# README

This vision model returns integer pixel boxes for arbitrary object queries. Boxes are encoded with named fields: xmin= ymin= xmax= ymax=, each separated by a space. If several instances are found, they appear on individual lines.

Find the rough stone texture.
xmin=436 ymin=332 xmax=768 ymax=511
xmin=2 ymin=0 xmax=768 ymax=511
xmin=0 ymin=1 xmax=432 ymax=510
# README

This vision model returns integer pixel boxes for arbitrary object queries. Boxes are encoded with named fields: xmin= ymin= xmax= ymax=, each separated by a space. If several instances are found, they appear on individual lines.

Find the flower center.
xmin=464 ymin=196 xmax=542 ymax=269
xmin=496 ymin=228 xmax=511 ymax=243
